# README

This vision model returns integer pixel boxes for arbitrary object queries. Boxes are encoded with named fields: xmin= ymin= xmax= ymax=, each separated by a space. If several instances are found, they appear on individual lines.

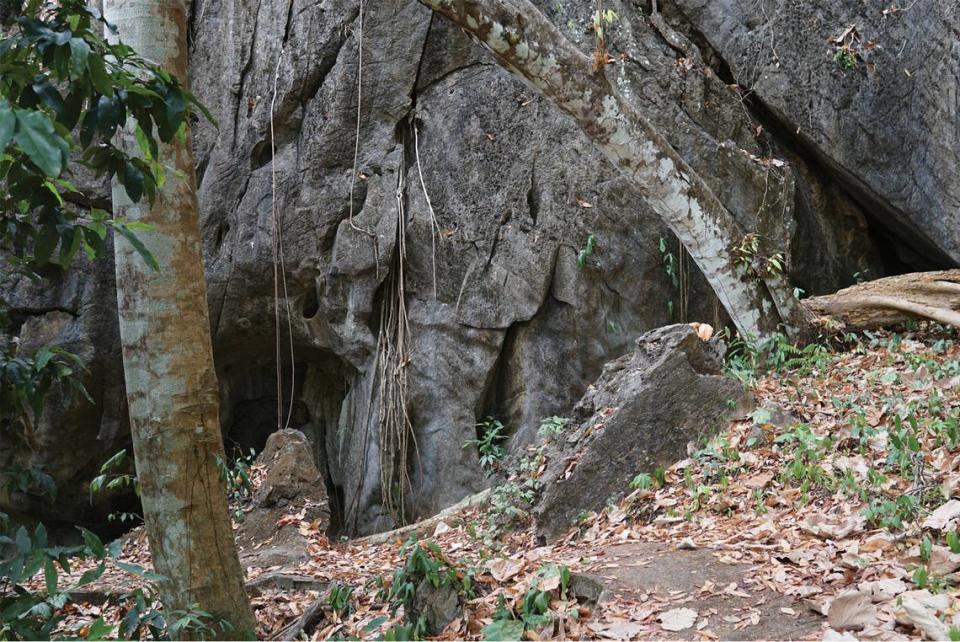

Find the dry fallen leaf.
xmin=858 ymin=578 xmax=906 ymax=603
xmin=800 ymin=514 xmax=864 ymax=540
xmin=922 ymin=499 xmax=960 ymax=530
xmin=744 ymin=472 xmax=775 ymax=490
xmin=659 ymin=607 xmax=698 ymax=632
xmin=898 ymin=597 xmax=949 ymax=640
xmin=590 ymin=620 xmax=646 ymax=639
xmin=486 ymin=557 xmax=524 ymax=583
xmin=827 ymin=591 xmax=878 ymax=631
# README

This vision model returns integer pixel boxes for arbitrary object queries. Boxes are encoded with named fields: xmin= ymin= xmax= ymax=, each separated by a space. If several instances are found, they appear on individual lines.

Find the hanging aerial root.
xmin=375 ymin=144 xmax=417 ymax=525
xmin=803 ymin=270 xmax=960 ymax=331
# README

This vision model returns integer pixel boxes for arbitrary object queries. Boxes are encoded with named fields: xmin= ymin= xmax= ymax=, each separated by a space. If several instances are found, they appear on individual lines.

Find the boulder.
xmin=409 ymin=579 xmax=461 ymax=637
xmin=235 ymin=429 xmax=330 ymax=567
xmin=533 ymin=324 xmax=749 ymax=542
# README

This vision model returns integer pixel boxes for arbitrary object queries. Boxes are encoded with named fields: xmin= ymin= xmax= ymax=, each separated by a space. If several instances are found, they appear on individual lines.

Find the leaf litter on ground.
xmin=19 ymin=324 xmax=960 ymax=640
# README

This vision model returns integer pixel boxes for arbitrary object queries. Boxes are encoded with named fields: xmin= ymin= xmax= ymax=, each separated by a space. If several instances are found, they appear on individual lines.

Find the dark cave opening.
xmin=218 ymin=351 xmax=351 ymax=536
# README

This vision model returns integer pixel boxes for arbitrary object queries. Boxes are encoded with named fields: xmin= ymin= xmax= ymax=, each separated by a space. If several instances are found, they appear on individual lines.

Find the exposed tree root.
xmin=354 ymin=489 xmax=491 ymax=547
xmin=803 ymin=270 xmax=960 ymax=331
xmin=273 ymin=599 xmax=327 ymax=640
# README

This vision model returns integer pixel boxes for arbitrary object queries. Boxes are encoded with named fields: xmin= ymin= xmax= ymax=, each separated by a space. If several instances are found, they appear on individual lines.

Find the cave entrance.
xmin=218 ymin=350 xmax=350 ymax=535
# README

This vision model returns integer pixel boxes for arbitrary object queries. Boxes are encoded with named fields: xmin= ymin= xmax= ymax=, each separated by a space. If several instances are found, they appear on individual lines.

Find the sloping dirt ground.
xmin=588 ymin=542 xmax=822 ymax=640
xmin=30 ymin=324 xmax=960 ymax=640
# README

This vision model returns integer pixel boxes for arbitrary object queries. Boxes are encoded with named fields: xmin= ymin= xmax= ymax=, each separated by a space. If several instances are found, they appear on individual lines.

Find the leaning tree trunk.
xmin=104 ymin=0 xmax=256 ymax=636
xmin=416 ymin=0 xmax=808 ymax=340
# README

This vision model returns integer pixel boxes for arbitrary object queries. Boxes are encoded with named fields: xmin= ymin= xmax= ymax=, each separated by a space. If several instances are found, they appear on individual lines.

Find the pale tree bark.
xmin=103 ymin=0 xmax=256 ymax=636
xmin=416 ymin=0 xmax=810 ymax=340
xmin=804 ymin=270 xmax=960 ymax=331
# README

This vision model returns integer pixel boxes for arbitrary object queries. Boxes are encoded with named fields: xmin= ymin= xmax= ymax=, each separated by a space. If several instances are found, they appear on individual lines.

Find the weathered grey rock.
xmin=409 ymin=578 xmax=461 ymax=637
xmin=252 ymin=429 xmax=330 ymax=514
xmin=2 ymin=0 xmax=939 ymax=536
xmin=675 ymin=0 xmax=960 ymax=267
xmin=533 ymin=324 xmax=749 ymax=542
xmin=236 ymin=429 xmax=329 ymax=566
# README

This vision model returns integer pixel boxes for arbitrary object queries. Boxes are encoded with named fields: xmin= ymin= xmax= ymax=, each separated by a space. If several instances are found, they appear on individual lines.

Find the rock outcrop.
xmin=532 ymin=324 xmax=749 ymax=542
xmin=2 ymin=0 xmax=955 ymax=535
xmin=236 ymin=429 xmax=330 ymax=567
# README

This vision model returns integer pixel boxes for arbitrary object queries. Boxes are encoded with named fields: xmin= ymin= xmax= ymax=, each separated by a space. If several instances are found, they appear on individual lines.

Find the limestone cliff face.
xmin=2 ymin=0 xmax=954 ymax=535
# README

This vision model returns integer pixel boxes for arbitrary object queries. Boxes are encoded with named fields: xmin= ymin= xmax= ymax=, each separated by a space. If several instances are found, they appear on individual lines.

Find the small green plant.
xmin=326 ymin=582 xmax=355 ymax=618
xmin=216 ymin=447 xmax=256 ymax=500
xmin=484 ymin=448 xmax=544 ymax=540
xmin=629 ymin=473 xmax=653 ymax=491
xmin=482 ymin=564 xmax=573 ymax=640
xmin=465 ymin=417 xmax=508 ymax=476
xmin=590 ymin=8 xmax=617 ymax=71
xmin=731 ymin=233 xmax=785 ymax=279
xmin=89 ymin=449 xmax=138 ymax=500
xmin=862 ymin=495 xmax=919 ymax=531
xmin=659 ymin=237 xmax=678 ymax=319
xmin=576 ymin=234 xmax=598 ymax=269
xmin=375 ymin=538 xmax=475 ymax=639
xmin=537 ymin=416 xmax=569 ymax=438
xmin=658 ymin=236 xmax=679 ymax=288
xmin=833 ymin=48 xmax=855 ymax=69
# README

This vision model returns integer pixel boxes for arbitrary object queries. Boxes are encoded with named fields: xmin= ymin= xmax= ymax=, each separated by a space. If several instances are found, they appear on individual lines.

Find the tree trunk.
xmin=104 ymin=0 xmax=256 ymax=637
xmin=415 ymin=0 xmax=808 ymax=340
xmin=804 ymin=270 xmax=960 ymax=331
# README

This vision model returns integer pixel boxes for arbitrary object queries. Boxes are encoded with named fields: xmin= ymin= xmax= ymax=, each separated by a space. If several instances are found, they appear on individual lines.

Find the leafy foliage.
xmin=375 ymin=538 xmax=476 ymax=639
xmin=0 ymin=0 xmax=212 ymax=452
xmin=465 ymin=417 xmax=508 ymax=476
xmin=537 ymin=416 xmax=569 ymax=438
xmin=483 ymin=564 xmax=574 ymax=640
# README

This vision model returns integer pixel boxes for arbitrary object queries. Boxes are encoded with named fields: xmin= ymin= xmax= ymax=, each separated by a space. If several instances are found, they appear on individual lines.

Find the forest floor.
xmin=46 ymin=325 xmax=960 ymax=640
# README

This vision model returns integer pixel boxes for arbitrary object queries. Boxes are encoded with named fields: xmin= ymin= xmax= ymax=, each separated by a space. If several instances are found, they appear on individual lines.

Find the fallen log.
xmin=804 ymin=270 xmax=960 ymax=331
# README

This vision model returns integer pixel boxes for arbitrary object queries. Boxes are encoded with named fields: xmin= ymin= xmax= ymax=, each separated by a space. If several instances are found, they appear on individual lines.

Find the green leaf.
xmin=13 ymin=109 xmax=65 ymax=177
xmin=72 ymin=562 xmax=107 ymax=588
xmin=89 ymin=474 xmax=106 ymax=498
xmin=35 ymin=346 xmax=55 ymax=370
xmin=34 ymin=522 xmax=48 ymax=548
xmin=947 ymin=530 xmax=960 ymax=554
xmin=87 ymin=53 xmax=113 ymax=95
xmin=134 ymin=124 xmax=153 ymax=160
xmin=85 ymin=617 xmax=115 ymax=640
xmin=363 ymin=616 xmax=388 ymax=632
xmin=111 ymin=221 xmax=158 ymax=271
xmin=59 ymin=226 xmax=84 ymax=268
xmin=122 ymin=160 xmax=145 ymax=202
xmin=78 ymin=527 xmax=106 ymax=558
xmin=100 ymin=449 xmax=127 ymax=472
xmin=44 ymin=558 xmax=58 ymax=594
xmin=0 ymin=100 xmax=14 ymax=151
xmin=482 ymin=619 xmax=525 ymax=641
xmin=115 ymin=560 xmax=166 ymax=582
xmin=68 ymin=37 xmax=90 ymax=79
xmin=15 ymin=526 xmax=30 ymax=554
xmin=34 ymin=223 xmax=59 ymax=265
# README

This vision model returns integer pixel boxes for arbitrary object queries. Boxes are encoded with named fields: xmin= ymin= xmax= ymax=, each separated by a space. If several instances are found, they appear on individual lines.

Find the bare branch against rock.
xmin=415 ymin=0 xmax=808 ymax=340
